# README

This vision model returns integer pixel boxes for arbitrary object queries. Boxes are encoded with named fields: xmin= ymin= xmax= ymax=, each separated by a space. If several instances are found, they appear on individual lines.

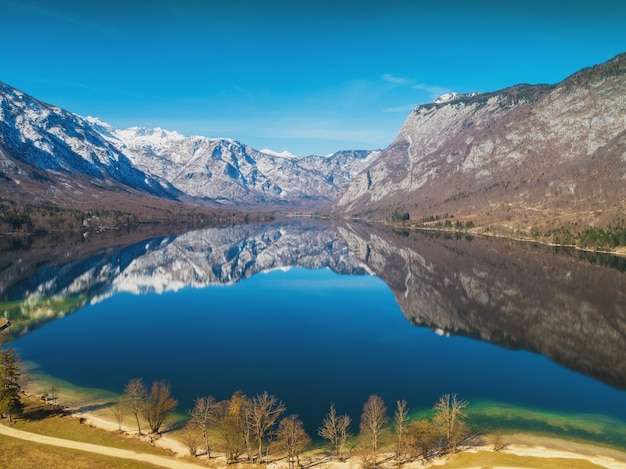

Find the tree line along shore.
xmin=1 ymin=346 xmax=474 ymax=469
xmin=114 ymin=377 xmax=470 ymax=468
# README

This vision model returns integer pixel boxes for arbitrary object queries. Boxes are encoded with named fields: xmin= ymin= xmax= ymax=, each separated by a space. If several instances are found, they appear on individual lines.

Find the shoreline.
xmin=391 ymin=223 xmax=626 ymax=259
xmin=20 ymin=379 xmax=626 ymax=468
xmin=70 ymin=405 xmax=626 ymax=469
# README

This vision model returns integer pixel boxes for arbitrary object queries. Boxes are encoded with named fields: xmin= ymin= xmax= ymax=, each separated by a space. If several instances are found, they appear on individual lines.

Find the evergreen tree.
xmin=0 ymin=346 xmax=23 ymax=422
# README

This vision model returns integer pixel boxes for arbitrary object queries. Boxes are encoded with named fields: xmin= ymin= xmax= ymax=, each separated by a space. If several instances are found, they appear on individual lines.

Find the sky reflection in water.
xmin=11 ymin=265 xmax=626 ymax=434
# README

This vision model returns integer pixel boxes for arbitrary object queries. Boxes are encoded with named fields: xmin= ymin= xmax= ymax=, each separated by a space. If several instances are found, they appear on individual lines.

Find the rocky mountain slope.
xmin=332 ymin=52 xmax=626 ymax=233
xmin=95 ymin=121 xmax=379 ymax=208
xmin=2 ymin=52 xmax=625 ymax=229
xmin=0 ymin=81 xmax=378 ymax=211
xmin=0 ymin=82 xmax=178 ymax=206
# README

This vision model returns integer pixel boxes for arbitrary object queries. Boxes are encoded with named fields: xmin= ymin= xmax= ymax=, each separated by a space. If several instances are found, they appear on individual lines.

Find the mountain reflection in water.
xmin=1 ymin=219 xmax=625 ymax=393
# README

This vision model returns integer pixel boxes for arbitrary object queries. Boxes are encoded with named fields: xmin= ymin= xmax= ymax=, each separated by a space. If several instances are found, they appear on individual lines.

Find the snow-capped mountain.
xmin=0 ymin=82 xmax=177 ymax=202
xmin=0 ymin=80 xmax=380 ymax=209
xmin=91 ymin=119 xmax=379 ymax=208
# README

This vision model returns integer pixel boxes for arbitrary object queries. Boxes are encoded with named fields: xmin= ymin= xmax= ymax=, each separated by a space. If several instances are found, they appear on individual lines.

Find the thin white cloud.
xmin=381 ymin=74 xmax=450 ymax=101
xmin=411 ymin=83 xmax=450 ymax=100
xmin=382 ymin=74 xmax=415 ymax=86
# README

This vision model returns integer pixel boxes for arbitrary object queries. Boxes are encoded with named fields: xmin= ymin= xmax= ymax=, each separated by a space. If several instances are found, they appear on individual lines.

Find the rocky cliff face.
xmin=333 ymin=53 xmax=626 ymax=231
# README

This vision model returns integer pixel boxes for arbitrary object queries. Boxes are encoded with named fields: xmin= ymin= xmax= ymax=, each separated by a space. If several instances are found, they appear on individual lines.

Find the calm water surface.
xmin=3 ymin=221 xmax=626 ymax=438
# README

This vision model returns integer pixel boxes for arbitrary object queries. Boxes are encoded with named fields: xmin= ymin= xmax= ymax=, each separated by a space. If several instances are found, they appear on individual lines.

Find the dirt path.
xmin=0 ymin=423 xmax=205 ymax=469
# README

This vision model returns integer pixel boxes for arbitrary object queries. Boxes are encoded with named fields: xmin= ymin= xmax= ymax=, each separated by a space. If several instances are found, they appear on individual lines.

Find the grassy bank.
xmin=9 ymin=395 xmax=174 ymax=458
xmin=0 ymin=433 xmax=160 ymax=469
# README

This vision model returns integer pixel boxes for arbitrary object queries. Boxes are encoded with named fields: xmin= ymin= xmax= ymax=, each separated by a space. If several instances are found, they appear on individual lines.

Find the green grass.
xmin=10 ymin=396 xmax=174 ymax=458
xmin=0 ymin=433 xmax=161 ymax=469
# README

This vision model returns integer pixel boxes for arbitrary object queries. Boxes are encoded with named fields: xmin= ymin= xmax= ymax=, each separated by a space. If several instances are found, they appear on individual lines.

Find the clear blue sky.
xmin=2 ymin=0 xmax=626 ymax=156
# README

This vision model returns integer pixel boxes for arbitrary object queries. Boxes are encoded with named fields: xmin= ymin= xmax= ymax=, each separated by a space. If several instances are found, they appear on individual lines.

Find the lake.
xmin=2 ymin=219 xmax=626 ymax=443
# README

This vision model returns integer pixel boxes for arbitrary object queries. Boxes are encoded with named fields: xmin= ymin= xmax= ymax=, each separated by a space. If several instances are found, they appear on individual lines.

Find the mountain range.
xmin=1 ymin=52 xmax=626 ymax=233
xmin=0 ymin=82 xmax=378 ymax=211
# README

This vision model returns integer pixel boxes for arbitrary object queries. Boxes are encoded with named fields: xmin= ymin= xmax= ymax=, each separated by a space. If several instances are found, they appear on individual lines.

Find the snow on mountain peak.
xmin=260 ymin=148 xmax=301 ymax=159
xmin=434 ymin=92 xmax=460 ymax=104
xmin=116 ymin=126 xmax=186 ymax=145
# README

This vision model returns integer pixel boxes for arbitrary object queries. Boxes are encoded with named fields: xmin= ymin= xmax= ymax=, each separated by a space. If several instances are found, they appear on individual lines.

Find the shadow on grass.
xmin=21 ymin=396 xmax=117 ymax=422
xmin=22 ymin=401 xmax=66 ymax=421
xmin=72 ymin=401 xmax=117 ymax=414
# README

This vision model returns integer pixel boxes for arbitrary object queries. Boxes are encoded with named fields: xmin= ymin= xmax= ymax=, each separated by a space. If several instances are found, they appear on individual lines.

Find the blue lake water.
xmin=3 ymin=221 xmax=626 ymax=439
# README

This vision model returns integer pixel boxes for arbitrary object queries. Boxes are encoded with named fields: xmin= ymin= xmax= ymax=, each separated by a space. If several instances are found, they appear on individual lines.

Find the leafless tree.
xmin=248 ymin=391 xmax=286 ymax=463
xmin=50 ymin=383 xmax=59 ymax=406
xmin=359 ymin=394 xmax=388 ymax=465
xmin=123 ymin=377 xmax=146 ymax=435
xmin=318 ymin=403 xmax=352 ymax=461
xmin=276 ymin=414 xmax=311 ymax=469
xmin=393 ymin=399 xmax=409 ymax=464
xmin=111 ymin=399 xmax=125 ymax=431
xmin=189 ymin=395 xmax=217 ymax=458
xmin=213 ymin=391 xmax=250 ymax=463
xmin=141 ymin=379 xmax=178 ymax=434
xmin=179 ymin=422 xmax=202 ymax=457
xmin=406 ymin=419 xmax=437 ymax=461
xmin=492 ymin=430 xmax=506 ymax=451
xmin=432 ymin=393 xmax=468 ymax=454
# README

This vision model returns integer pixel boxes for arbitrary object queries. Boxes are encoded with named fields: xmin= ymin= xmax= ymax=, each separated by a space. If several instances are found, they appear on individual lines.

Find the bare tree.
xmin=123 ymin=377 xmax=146 ymax=435
xmin=318 ymin=403 xmax=352 ymax=461
xmin=359 ymin=395 xmax=388 ymax=465
xmin=406 ymin=419 xmax=437 ymax=461
xmin=393 ymin=399 xmax=409 ymax=464
xmin=141 ymin=380 xmax=178 ymax=434
xmin=179 ymin=422 xmax=202 ymax=457
xmin=248 ymin=391 xmax=286 ymax=463
xmin=189 ymin=395 xmax=217 ymax=458
xmin=50 ymin=383 xmax=59 ymax=407
xmin=492 ymin=430 xmax=506 ymax=451
xmin=213 ymin=391 xmax=250 ymax=464
xmin=276 ymin=414 xmax=311 ymax=469
xmin=432 ymin=393 xmax=468 ymax=454
xmin=111 ymin=398 xmax=125 ymax=431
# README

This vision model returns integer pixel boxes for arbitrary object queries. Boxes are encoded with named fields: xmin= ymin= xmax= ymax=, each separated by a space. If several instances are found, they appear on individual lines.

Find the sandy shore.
xmin=71 ymin=408 xmax=191 ymax=458
xmin=488 ymin=433 xmax=626 ymax=469
xmin=71 ymin=406 xmax=626 ymax=469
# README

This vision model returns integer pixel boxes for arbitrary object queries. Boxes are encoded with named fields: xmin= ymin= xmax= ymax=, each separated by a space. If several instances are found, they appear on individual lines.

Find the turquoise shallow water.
xmin=10 ymin=266 xmax=626 ymax=437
